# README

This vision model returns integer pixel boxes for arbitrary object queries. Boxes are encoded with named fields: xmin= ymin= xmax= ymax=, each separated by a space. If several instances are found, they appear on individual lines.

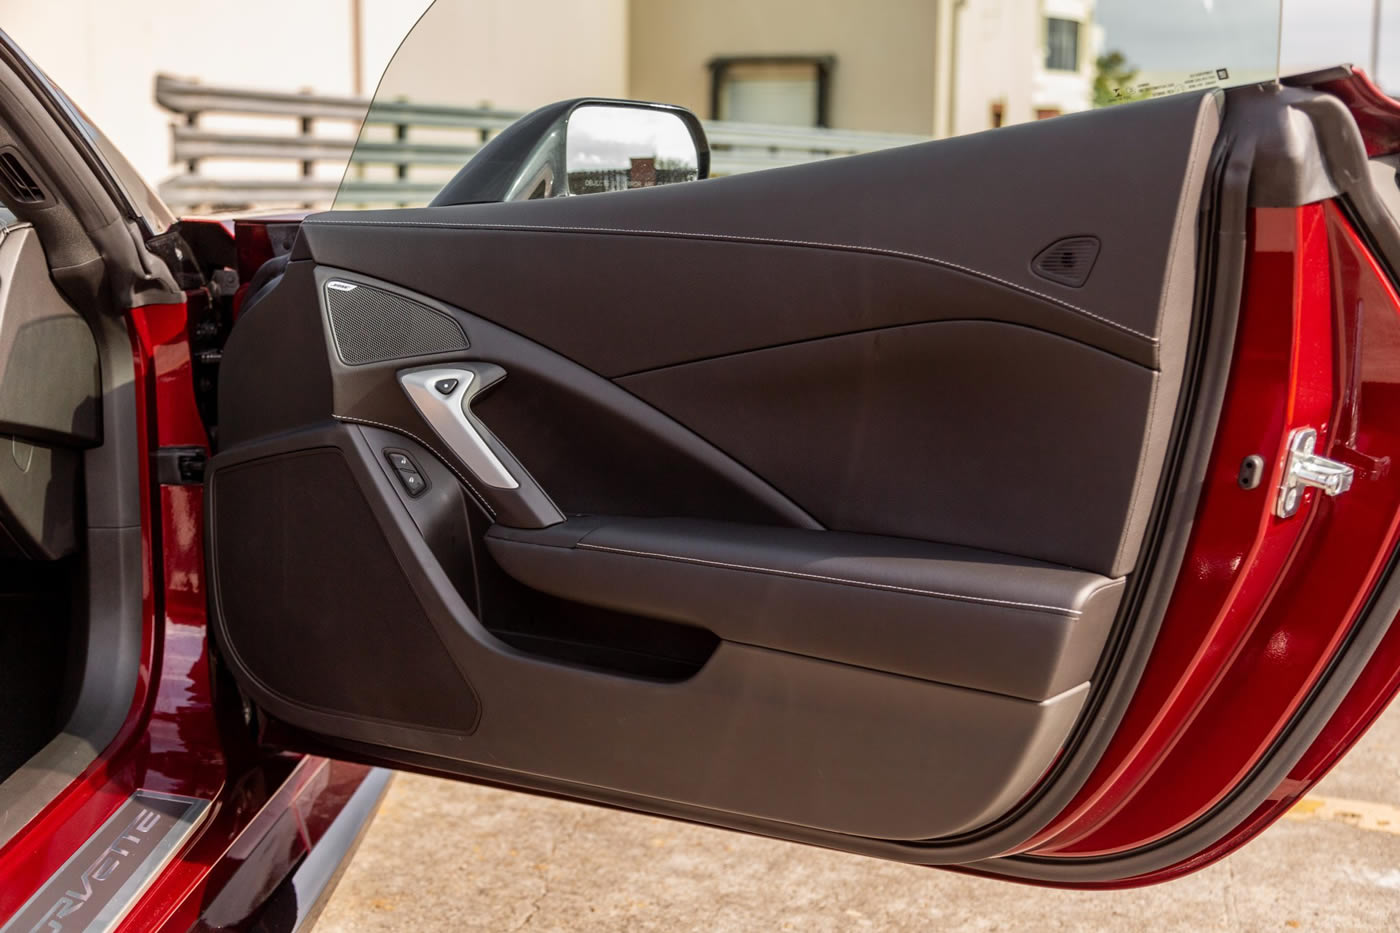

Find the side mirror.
xmin=430 ymin=99 xmax=710 ymax=206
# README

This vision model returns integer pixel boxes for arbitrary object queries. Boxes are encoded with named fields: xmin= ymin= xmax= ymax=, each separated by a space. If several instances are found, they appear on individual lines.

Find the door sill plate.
xmin=2 ymin=790 xmax=209 ymax=933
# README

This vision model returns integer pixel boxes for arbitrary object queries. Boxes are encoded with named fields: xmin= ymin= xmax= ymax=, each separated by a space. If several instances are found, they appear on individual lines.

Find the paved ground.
xmin=317 ymin=704 xmax=1400 ymax=932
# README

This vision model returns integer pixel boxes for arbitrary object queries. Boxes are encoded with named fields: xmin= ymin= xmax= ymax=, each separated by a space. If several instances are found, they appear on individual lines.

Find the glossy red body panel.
xmin=1019 ymin=207 xmax=1327 ymax=854
xmin=1016 ymin=203 xmax=1400 ymax=880
xmin=1024 ymin=206 xmax=1342 ymax=856
xmin=0 ymin=299 xmax=371 ymax=930
xmin=1307 ymin=67 xmax=1400 ymax=157
xmin=1062 ymin=202 xmax=1400 ymax=885
xmin=0 ymin=309 xmax=169 ymax=917
xmin=232 ymin=213 xmax=310 ymax=317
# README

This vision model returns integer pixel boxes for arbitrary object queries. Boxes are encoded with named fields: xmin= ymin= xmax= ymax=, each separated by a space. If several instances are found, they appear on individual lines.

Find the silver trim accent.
xmin=2 ymin=790 xmax=210 ymax=933
xmin=325 ymin=281 xmax=357 ymax=291
xmin=398 ymin=367 xmax=519 ymax=489
xmin=1276 ymin=427 xmax=1356 ymax=518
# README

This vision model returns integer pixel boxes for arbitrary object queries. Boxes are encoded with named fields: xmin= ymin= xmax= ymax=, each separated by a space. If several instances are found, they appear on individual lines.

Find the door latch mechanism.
xmin=1276 ymin=427 xmax=1355 ymax=518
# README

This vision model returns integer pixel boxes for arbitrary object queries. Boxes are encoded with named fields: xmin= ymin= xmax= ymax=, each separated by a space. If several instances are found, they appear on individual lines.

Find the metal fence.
xmin=154 ymin=74 xmax=928 ymax=211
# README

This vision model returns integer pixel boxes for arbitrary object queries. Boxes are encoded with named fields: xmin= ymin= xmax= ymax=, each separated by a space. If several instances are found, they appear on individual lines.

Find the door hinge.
xmin=1276 ymin=427 xmax=1354 ymax=518
xmin=155 ymin=446 xmax=208 ymax=485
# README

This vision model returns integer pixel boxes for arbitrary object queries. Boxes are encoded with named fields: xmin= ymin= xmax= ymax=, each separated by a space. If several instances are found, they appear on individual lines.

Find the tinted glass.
xmin=333 ymin=0 xmax=1283 ymax=210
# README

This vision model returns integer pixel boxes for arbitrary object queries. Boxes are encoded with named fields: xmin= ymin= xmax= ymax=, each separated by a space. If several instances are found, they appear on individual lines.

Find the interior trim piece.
xmin=486 ymin=516 xmax=1123 ymax=701
xmin=335 ymin=414 xmax=497 ymax=520
xmin=210 ymin=422 xmax=1097 ymax=841
xmin=210 ymin=89 xmax=1237 ymax=864
xmin=303 ymin=218 xmax=1157 ymax=345
xmin=299 ymin=263 xmax=819 ymax=531
xmin=399 ymin=367 xmax=519 ymax=489
xmin=575 ymin=542 xmax=1085 ymax=614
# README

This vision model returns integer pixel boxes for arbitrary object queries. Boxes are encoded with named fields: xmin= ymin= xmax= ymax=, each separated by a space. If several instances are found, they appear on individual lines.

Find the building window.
xmin=989 ymin=101 xmax=1005 ymax=128
xmin=708 ymin=56 xmax=835 ymax=127
xmin=1035 ymin=107 xmax=1063 ymax=121
xmin=1045 ymin=18 xmax=1080 ymax=72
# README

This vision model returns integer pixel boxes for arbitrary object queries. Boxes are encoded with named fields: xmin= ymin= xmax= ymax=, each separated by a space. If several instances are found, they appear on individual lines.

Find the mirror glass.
xmin=564 ymin=105 xmax=700 ymax=196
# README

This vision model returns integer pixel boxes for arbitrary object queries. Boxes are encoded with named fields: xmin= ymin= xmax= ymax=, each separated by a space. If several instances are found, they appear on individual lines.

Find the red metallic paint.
xmin=0 ymin=298 xmax=372 ymax=930
xmin=1306 ymin=67 xmax=1400 ymax=158
xmin=1055 ymin=203 xmax=1400 ymax=885
xmin=1017 ymin=206 xmax=1329 ymax=855
xmin=232 ymin=214 xmax=312 ymax=318
xmin=1015 ymin=203 xmax=1400 ymax=878
xmin=0 ymin=308 xmax=170 ymax=918
xmin=1019 ymin=205 xmax=1337 ymax=856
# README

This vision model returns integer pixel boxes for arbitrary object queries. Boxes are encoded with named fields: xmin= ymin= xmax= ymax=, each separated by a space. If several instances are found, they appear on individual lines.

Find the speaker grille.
xmin=1031 ymin=236 xmax=1100 ymax=288
xmin=212 ymin=448 xmax=480 ymax=731
xmin=324 ymin=281 xmax=468 ymax=365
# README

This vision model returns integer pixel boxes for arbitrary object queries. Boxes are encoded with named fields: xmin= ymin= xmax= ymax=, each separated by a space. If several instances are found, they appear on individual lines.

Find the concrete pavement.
xmin=316 ymin=703 xmax=1400 ymax=931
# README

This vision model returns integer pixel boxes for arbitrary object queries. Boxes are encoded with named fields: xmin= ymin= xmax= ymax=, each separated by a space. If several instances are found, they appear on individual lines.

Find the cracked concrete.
xmin=316 ymin=703 xmax=1400 ymax=932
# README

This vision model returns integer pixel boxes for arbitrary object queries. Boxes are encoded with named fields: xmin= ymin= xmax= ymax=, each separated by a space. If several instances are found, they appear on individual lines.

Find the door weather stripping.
xmin=398 ymin=367 xmax=519 ymax=489
xmin=1276 ymin=427 xmax=1355 ymax=518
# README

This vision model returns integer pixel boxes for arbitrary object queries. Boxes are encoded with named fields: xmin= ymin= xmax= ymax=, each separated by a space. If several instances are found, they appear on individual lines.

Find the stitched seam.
xmin=575 ymin=542 xmax=1080 ymax=615
xmin=336 ymin=415 xmax=497 ymax=519
xmin=304 ymin=219 xmax=1156 ymax=344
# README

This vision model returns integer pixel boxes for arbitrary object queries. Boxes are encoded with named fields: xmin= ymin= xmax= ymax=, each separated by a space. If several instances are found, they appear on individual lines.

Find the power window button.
xmin=384 ymin=449 xmax=428 ymax=497
xmin=397 ymin=469 xmax=426 ymax=496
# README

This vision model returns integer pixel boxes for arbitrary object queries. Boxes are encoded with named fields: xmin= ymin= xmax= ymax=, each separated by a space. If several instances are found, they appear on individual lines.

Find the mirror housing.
xmin=430 ymin=98 xmax=710 ymax=206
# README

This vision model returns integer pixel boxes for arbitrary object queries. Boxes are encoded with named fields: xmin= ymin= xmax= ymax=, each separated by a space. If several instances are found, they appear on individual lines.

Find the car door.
xmin=203 ymin=10 xmax=1400 ymax=887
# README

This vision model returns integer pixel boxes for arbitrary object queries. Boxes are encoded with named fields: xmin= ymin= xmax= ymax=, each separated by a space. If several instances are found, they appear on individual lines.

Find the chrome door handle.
xmin=397 ymin=363 xmax=564 ymax=528
xmin=399 ymin=367 xmax=519 ymax=489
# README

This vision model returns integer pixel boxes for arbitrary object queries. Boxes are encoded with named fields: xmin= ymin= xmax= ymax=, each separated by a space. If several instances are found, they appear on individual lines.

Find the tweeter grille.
xmin=324 ymin=280 xmax=469 ymax=365
xmin=1031 ymin=236 xmax=1100 ymax=288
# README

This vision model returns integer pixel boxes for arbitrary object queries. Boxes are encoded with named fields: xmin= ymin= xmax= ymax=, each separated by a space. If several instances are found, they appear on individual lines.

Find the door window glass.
xmin=332 ymin=0 xmax=1284 ymax=211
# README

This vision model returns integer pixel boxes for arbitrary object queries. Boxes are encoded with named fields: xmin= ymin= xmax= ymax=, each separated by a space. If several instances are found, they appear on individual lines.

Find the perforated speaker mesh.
xmin=212 ymin=448 xmax=479 ymax=731
xmin=1031 ymin=236 xmax=1100 ymax=288
xmin=324 ymin=281 xmax=468 ymax=365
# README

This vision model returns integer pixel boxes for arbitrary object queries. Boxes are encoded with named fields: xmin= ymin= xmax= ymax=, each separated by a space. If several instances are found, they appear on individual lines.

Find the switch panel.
xmin=384 ymin=448 xmax=428 ymax=498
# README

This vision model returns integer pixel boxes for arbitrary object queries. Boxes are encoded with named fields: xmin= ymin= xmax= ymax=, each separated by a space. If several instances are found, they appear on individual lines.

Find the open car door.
xmin=203 ymin=7 xmax=1400 ymax=887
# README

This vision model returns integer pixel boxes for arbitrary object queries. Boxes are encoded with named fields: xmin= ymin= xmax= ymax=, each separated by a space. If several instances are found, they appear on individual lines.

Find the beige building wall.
xmin=368 ymin=0 xmax=627 ymax=111
xmin=627 ymin=0 xmax=950 ymax=135
xmin=1 ymin=0 xmax=624 ymax=191
xmin=2 ymin=0 xmax=431 ymax=189
xmin=950 ymin=0 xmax=1096 ymax=137
xmin=5 ymin=0 xmax=1097 ymax=193
xmin=951 ymin=0 xmax=1039 ymax=135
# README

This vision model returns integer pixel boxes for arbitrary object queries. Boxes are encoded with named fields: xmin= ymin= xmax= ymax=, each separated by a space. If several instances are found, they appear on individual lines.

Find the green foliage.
xmin=1093 ymin=51 xmax=1144 ymax=107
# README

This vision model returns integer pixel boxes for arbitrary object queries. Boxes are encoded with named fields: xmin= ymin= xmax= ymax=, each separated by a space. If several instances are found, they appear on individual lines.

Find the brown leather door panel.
xmin=208 ymin=88 xmax=1224 ymax=857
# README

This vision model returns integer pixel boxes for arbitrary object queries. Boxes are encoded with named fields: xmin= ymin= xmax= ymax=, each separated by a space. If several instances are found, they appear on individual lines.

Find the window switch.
xmin=397 ymin=469 xmax=426 ymax=496
xmin=384 ymin=449 xmax=428 ymax=497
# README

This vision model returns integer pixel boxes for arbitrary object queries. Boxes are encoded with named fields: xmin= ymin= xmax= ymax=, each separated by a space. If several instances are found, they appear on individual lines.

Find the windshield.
xmin=332 ymin=0 xmax=1284 ymax=211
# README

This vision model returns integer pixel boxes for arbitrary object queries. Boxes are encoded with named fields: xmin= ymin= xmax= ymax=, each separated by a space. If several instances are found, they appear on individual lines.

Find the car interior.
xmin=0 ymin=42 xmax=176 ymax=847
xmin=208 ymin=88 xmax=1225 ymax=854
xmin=5 ymin=13 xmax=1400 ymax=882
